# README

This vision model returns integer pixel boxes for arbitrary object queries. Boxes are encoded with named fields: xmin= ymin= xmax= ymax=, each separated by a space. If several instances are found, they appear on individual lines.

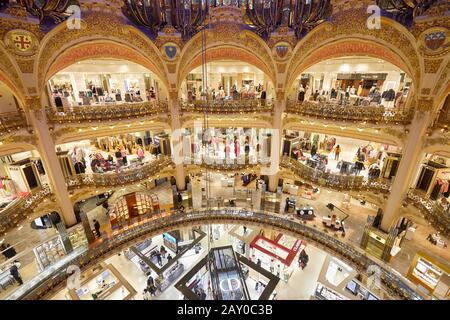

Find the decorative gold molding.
xmin=424 ymin=58 xmax=443 ymax=74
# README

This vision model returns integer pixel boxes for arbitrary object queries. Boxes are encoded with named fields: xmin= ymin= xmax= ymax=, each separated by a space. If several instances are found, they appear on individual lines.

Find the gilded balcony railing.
xmin=280 ymin=156 xmax=391 ymax=192
xmin=180 ymin=99 xmax=274 ymax=114
xmin=0 ymin=185 xmax=52 ymax=235
xmin=186 ymin=154 xmax=267 ymax=172
xmin=0 ymin=111 xmax=28 ymax=136
xmin=65 ymin=157 xmax=174 ymax=189
xmin=15 ymin=209 xmax=422 ymax=301
xmin=46 ymin=101 xmax=168 ymax=123
xmin=286 ymin=101 xmax=414 ymax=124
xmin=407 ymin=189 xmax=450 ymax=237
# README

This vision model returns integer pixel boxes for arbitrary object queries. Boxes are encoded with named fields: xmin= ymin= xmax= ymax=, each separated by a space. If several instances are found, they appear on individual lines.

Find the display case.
xmin=6 ymin=159 xmax=42 ymax=193
xmin=407 ymin=253 xmax=449 ymax=295
xmin=156 ymin=262 xmax=185 ymax=292
xmin=109 ymin=192 xmax=160 ymax=227
xmin=315 ymin=283 xmax=349 ymax=300
xmin=67 ymin=225 xmax=88 ymax=249
xmin=33 ymin=236 xmax=66 ymax=271
xmin=68 ymin=264 xmax=137 ymax=300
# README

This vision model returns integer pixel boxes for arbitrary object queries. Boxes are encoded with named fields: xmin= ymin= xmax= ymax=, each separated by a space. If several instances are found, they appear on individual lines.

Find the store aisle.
xmin=276 ymin=246 xmax=327 ymax=300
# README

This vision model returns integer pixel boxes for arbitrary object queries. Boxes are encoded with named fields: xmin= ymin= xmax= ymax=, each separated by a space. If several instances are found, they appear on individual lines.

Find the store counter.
xmin=283 ymin=183 xmax=299 ymax=195
xmin=221 ymin=177 xmax=234 ymax=187
xmin=68 ymin=264 xmax=136 ymax=300
xmin=156 ymin=262 xmax=185 ymax=292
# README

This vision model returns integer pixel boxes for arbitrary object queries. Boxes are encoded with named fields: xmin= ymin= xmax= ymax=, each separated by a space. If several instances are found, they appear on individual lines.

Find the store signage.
xmin=219 ymin=277 xmax=241 ymax=292
xmin=336 ymin=73 xmax=387 ymax=80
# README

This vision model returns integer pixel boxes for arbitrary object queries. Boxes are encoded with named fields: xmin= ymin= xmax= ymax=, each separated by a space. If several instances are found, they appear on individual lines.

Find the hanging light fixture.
xmin=22 ymin=0 xmax=77 ymax=23
xmin=376 ymin=0 xmax=441 ymax=26
xmin=245 ymin=0 xmax=332 ymax=39
xmin=123 ymin=0 xmax=209 ymax=40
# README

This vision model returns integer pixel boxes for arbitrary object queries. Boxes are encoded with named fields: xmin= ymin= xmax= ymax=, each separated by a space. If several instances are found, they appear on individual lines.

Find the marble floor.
xmin=2 ymin=174 xmax=449 ymax=300
xmin=50 ymin=223 xmax=330 ymax=300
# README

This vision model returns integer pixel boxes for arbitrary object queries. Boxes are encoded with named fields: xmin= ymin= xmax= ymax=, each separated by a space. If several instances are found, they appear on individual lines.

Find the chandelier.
xmin=122 ymin=0 xmax=209 ymax=40
xmin=376 ymin=0 xmax=442 ymax=26
xmin=21 ymin=0 xmax=77 ymax=23
xmin=245 ymin=0 xmax=332 ymax=39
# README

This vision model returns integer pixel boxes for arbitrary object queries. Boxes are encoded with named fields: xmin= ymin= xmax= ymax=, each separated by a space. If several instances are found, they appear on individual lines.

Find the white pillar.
xmin=26 ymin=97 xmax=77 ymax=226
xmin=169 ymin=93 xmax=186 ymax=191
xmin=380 ymin=111 xmax=432 ymax=232
xmin=266 ymin=95 xmax=284 ymax=192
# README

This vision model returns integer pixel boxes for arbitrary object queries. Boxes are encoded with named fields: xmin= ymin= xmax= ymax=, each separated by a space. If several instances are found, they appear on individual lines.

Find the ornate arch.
xmin=35 ymin=12 xmax=169 ymax=94
xmin=285 ymin=11 xmax=421 ymax=91
xmin=177 ymin=28 xmax=277 ymax=88
xmin=0 ymin=47 xmax=26 ymax=106
xmin=45 ymin=41 xmax=167 ymax=87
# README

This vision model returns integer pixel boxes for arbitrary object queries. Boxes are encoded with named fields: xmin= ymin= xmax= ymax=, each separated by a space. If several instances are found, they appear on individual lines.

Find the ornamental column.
xmin=26 ymin=97 xmax=77 ymax=226
xmin=380 ymin=102 xmax=433 ymax=232
xmin=169 ymin=92 xmax=186 ymax=191
xmin=265 ymin=92 xmax=285 ymax=192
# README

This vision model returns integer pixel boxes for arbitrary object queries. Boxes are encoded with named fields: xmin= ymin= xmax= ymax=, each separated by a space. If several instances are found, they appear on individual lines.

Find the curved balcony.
xmin=407 ymin=190 xmax=450 ymax=237
xmin=0 ymin=185 xmax=52 ymax=235
xmin=180 ymin=99 xmax=274 ymax=115
xmin=46 ymin=101 xmax=168 ymax=124
xmin=65 ymin=157 xmax=174 ymax=189
xmin=280 ymin=156 xmax=391 ymax=192
xmin=186 ymin=155 xmax=265 ymax=172
xmin=0 ymin=111 xmax=28 ymax=136
xmin=16 ymin=209 xmax=421 ymax=300
xmin=286 ymin=101 xmax=413 ymax=125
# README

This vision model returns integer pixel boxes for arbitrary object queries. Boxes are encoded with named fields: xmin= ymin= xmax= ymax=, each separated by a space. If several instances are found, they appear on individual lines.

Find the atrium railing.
xmin=14 ymin=209 xmax=422 ymax=300
xmin=186 ymin=155 xmax=267 ymax=172
xmin=280 ymin=156 xmax=391 ymax=192
xmin=0 ymin=111 xmax=28 ymax=136
xmin=65 ymin=157 xmax=174 ymax=189
xmin=0 ymin=184 xmax=52 ymax=235
xmin=407 ymin=189 xmax=450 ymax=237
xmin=46 ymin=101 xmax=168 ymax=123
xmin=180 ymin=99 xmax=274 ymax=114
xmin=286 ymin=100 xmax=414 ymax=124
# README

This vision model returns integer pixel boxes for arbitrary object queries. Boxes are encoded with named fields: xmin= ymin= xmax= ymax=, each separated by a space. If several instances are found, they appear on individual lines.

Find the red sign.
xmin=250 ymin=233 xmax=306 ymax=266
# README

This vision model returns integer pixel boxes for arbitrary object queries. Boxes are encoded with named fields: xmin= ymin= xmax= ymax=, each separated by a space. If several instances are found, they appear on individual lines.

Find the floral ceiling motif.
xmin=286 ymin=9 xmax=421 ymax=90
xmin=36 ymin=11 xmax=166 ymax=93
xmin=46 ymin=42 xmax=165 ymax=85
xmin=287 ymin=40 xmax=411 ymax=88
xmin=179 ymin=47 xmax=275 ymax=87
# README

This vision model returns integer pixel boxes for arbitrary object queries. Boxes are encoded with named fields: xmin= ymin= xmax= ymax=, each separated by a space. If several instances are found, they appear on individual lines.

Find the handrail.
xmin=180 ymin=99 xmax=274 ymax=114
xmin=0 ymin=185 xmax=52 ymax=236
xmin=280 ymin=156 xmax=391 ymax=192
xmin=286 ymin=100 xmax=413 ymax=124
xmin=186 ymin=155 xmax=267 ymax=171
xmin=13 ymin=209 xmax=422 ymax=301
xmin=407 ymin=189 xmax=450 ymax=237
xmin=65 ymin=157 xmax=174 ymax=189
xmin=46 ymin=100 xmax=168 ymax=123
xmin=0 ymin=111 xmax=28 ymax=135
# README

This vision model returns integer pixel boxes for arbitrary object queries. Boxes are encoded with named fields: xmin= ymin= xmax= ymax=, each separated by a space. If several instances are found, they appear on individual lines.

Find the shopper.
xmin=1 ymin=243 xmax=17 ymax=260
xmin=334 ymin=145 xmax=341 ymax=161
xmin=147 ymin=274 xmax=154 ymax=288
xmin=310 ymin=144 xmax=317 ymax=156
xmin=137 ymin=145 xmax=145 ymax=162
xmin=142 ymin=288 xmax=151 ymax=300
xmin=93 ymin=219 xmax=101 ymax=237
xmin=243 ymin=226 xmax=247 ymax=235
xmin=10 ymin=260 xmax=22 ymax=285
xmin=114 ymin=147 xmax=123 ymax=173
